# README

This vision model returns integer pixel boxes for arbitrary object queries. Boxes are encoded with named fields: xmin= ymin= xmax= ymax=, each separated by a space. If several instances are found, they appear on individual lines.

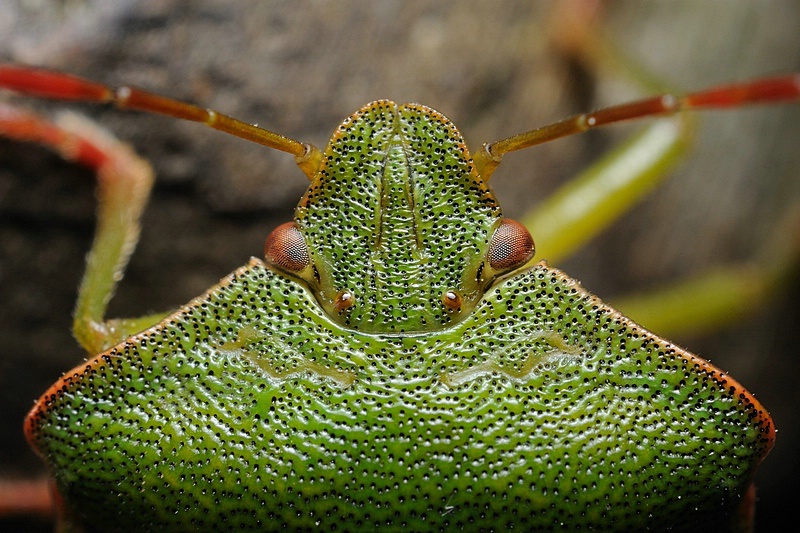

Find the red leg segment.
xmin=0 ymin=105 xmax=159 ymax=354
xmin=0 ymin=478 xmax=52 ymax=518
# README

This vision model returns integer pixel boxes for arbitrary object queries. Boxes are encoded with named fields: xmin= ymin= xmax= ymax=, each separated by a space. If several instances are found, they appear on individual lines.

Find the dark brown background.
xmin=1 ymin=1 xmax=799 ymax=530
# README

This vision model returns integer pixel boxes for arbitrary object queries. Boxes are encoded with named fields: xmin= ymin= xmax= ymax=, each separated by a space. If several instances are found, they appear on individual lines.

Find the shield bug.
xmin=0 ymin=61 xmax=797 ymax=531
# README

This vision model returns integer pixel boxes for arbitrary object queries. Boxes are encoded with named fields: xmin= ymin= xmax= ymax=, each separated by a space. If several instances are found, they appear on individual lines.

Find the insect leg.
xmin=0 ymin=105 xmax=164 ymax=353
xmin=611 ymin=207 xmax=800 ymax=338
xmin=519 ymin=117 xmax=690 ymax=264
xmin=0 ymin=478 xmax=51 ymax=519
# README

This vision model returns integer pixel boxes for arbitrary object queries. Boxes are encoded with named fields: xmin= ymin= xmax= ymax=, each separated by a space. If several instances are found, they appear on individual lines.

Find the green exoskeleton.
xmin=1 ymin=65 xmax=798 ymax=531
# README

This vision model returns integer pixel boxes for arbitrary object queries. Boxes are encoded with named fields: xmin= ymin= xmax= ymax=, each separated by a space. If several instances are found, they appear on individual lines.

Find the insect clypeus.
xmin=0 ymin=55 xmax=797 ymax=532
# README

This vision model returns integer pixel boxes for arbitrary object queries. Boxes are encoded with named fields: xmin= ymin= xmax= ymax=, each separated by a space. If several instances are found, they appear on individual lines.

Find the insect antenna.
xmin=473 ymin=74 xmax=800 ymax=180
xmin=0 ymin=64 xmax=323 ymax=179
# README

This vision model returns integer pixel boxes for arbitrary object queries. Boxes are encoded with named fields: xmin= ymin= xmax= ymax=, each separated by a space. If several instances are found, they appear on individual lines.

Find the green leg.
xmin=611 ymin=208 xmax=800 ymax=338
xmin=522 ymin=116 xmax=691 ymax=264
xmin=521 ymin=5 xmax=693 ymax=264
xmin=0 ymin=105 xmax=167 ymax=354
xmin=519 ymin=18 xmax=797 ymax=342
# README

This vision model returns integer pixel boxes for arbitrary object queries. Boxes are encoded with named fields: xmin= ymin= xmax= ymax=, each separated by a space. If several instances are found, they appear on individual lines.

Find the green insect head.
xmin=264 ymin=100 xmax=534 ymax=333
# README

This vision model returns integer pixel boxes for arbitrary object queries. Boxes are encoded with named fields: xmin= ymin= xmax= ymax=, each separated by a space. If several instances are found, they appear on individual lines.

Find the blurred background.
xmin=1 ymin=1 xmax=798 ymax=530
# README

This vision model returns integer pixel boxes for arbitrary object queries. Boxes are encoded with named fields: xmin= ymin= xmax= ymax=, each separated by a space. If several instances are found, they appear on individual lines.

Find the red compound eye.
xmin=488 ymin=219 xmax=535 ymax=271
xmin=264 ymin=222 xmax=310 ymax=272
